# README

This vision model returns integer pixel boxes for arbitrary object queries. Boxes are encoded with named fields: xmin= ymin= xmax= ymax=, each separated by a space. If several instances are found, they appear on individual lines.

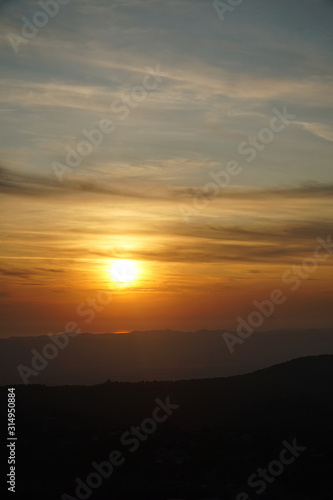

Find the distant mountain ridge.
xmin=0 ymin=328 xmax=332 ymax=385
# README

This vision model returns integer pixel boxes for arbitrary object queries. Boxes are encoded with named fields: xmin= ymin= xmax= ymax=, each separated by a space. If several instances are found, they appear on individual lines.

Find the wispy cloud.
xmin=296 ymin=121 xmax=333 ymax=142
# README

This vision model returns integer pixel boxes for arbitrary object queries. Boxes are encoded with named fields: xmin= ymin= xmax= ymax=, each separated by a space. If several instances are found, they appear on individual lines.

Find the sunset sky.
xmin=0 ymin=0 xmax=332 ymax=336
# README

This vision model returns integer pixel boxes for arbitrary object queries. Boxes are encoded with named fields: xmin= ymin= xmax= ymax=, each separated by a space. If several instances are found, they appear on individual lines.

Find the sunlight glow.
xmin=110 ymin=259 xmax=139 ymax=286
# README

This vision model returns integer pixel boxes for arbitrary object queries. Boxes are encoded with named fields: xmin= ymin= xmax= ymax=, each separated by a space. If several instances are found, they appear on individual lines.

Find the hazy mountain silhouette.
xmin=1 ymin=328 xmax=333 ymax=385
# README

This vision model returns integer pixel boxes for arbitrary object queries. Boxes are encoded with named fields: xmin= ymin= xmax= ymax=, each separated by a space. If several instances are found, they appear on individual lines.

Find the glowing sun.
xmin=110 ymin=259 xmax=138 ymax=285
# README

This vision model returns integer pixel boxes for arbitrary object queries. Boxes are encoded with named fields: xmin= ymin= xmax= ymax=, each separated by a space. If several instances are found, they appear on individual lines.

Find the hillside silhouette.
xmin=0 ymin=355 xmax=332 ymax=499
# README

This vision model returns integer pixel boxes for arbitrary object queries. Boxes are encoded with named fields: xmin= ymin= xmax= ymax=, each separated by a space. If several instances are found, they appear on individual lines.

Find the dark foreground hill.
xmin=0 ymin=355 xmax=332 ymax=499
xmin=1 ymin=328 xmax=333 ymax=385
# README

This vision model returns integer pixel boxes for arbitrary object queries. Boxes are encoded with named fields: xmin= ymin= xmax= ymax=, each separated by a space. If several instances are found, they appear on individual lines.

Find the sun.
xmin=110 ymin=259 xmax=138 ymax=286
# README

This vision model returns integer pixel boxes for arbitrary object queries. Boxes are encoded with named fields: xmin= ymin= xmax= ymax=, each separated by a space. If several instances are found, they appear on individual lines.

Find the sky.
xmin=0 ymin=0 xmax=332 ymax=337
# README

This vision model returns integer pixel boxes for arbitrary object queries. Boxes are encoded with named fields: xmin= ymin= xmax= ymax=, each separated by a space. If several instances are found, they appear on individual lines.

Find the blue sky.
xmin=1 ymin=0 xmax=332 ymax=185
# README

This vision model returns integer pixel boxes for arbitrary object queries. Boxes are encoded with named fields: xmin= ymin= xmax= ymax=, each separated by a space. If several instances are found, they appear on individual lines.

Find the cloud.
xmin=177 ymin=182 xmax=333 ymax=201
xmin=2 ymin=163 xmax=333 ymax=203
xmin=297 ymin=121 xmax=333 ymax=142
xmin=0 ymin=164 xmax=167 ymax=201
xmin=0 ymin=267 xmax=31 ymax=279
xmin=90 ymin=238 xmax=327 ymax=265
xmin=85 ymin=217 xmax=333 ymax=265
